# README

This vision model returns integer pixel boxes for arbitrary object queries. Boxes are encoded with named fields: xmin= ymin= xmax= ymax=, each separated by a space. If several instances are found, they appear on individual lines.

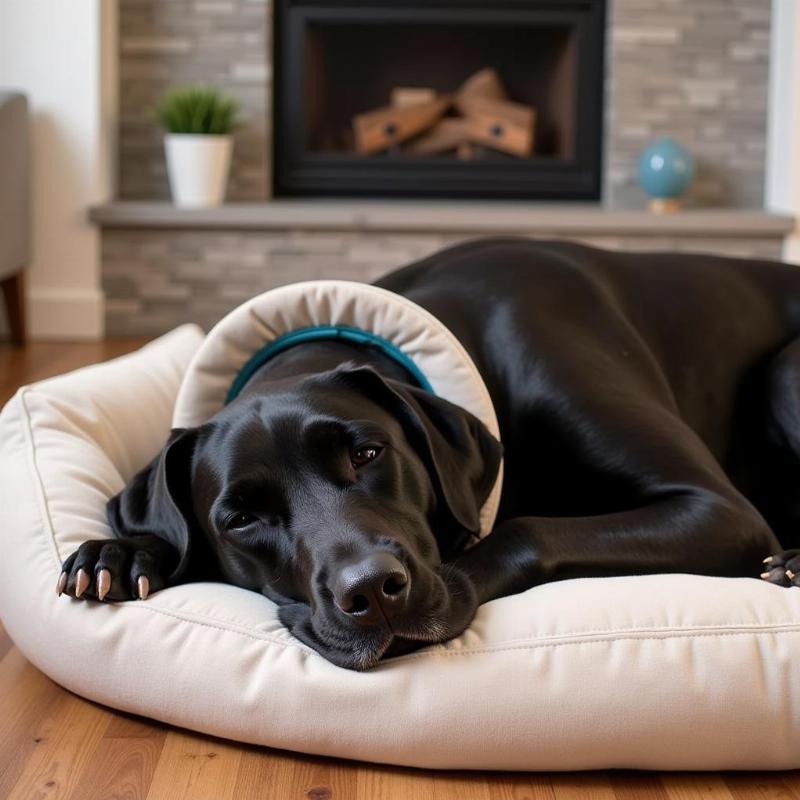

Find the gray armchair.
xmin=0 ymin=92 xmax=29 ymax=344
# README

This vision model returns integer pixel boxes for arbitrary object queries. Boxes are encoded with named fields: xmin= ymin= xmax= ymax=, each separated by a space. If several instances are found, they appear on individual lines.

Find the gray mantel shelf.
xmin=89 ymin=201 xmax=795 ymax=238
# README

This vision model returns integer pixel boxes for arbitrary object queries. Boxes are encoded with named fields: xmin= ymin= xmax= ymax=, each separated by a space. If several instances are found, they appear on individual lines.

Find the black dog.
xmin=58 ymin=238 xmax=800 ymax=670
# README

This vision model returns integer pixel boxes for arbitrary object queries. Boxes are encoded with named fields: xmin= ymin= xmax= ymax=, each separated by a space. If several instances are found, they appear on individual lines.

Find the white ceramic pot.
xmin=164 ymin=133 xmax=232 ymax=208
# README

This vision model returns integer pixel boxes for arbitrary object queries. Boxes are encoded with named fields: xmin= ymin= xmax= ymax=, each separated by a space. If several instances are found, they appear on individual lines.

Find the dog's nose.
xmin=333 ymin=552 xmax=410 ymax=624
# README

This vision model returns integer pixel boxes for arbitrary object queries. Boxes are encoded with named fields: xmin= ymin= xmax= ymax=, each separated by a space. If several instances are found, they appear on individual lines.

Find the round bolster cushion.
xmin=1 ymin=326 xmax=800 ymax=770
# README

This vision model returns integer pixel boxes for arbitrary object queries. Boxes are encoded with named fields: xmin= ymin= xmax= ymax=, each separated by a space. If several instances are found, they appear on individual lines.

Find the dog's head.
xmin=108 ymin=365 xmax=502 ymax=669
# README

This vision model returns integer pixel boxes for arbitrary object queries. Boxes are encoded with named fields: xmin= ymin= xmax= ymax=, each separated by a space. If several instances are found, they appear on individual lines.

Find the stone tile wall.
xmin=119 ymin=0 xmax=270 ymax=202
xmin=606 ymin=0 xmax=771 ymax=208
xmin=103 ymin=230 xmax=784 ymax=335
xmin=118 ymin=0 xmax=771 ymax=208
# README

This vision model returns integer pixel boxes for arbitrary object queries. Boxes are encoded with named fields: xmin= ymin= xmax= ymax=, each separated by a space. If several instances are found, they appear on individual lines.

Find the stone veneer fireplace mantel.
xmin=91 ymin=200 xmax=794 ymax=336
xmin=90 ymin=201 xmax=793 ymax=238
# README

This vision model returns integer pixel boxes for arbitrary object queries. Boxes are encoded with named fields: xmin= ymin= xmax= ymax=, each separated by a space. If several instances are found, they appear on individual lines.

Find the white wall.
xmin=767 ymin=0 xmax=800 ymax=262
xmin=0 ymin=0 xmax=117 ymax=339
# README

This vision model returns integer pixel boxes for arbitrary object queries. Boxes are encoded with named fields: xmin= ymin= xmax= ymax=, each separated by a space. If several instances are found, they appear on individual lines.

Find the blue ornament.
xmin=638 ymin=137 xmax=695 ymax=201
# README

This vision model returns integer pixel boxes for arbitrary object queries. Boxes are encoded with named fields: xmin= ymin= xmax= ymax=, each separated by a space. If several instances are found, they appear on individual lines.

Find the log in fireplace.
xmin=273 ymin=0 xmax=606 ymax=200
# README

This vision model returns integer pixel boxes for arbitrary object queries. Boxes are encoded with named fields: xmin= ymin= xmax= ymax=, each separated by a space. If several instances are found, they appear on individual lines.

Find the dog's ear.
xmin=391 ymin=380 xmax=503 ymax=544
xmin=331 ymin=367 xmax=503 ymax=554
xmin=107 ymin=428 xmax=199 ymax=582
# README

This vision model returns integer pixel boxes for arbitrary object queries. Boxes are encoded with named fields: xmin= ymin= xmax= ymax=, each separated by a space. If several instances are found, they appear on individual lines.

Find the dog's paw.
xmin=56 ymin=536 xmax=168 ymax=602
xmin=760 ymin=550 xmax=800 ymax=587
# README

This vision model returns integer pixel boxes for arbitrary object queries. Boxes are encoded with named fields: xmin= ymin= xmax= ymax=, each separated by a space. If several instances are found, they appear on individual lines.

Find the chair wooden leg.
xmin=1 ymin=270 xmax=26 ymax=346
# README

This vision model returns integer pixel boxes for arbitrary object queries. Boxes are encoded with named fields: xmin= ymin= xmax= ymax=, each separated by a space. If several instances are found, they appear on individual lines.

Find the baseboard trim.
xmin=28 ymin=287 xmax=105 ymax=340
xmin=783 ymin=226 xmax=800 ymax=264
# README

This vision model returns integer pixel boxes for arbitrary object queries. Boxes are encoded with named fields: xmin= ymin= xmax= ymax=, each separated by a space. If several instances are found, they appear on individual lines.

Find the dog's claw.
xmin=760 ymin=550 xmax=800 ymax=586
xmin=75 ymin=569 xmax=90 ymax=598
xmin=97 ymin=569 xmax=111 ymax=601
xmin=61 ymin=537 xmax=166 ymax=604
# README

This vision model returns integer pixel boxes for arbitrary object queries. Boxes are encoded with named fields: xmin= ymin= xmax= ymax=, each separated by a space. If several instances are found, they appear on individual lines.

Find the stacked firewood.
xmin=352 ymin=68 xmax=536 ymax=159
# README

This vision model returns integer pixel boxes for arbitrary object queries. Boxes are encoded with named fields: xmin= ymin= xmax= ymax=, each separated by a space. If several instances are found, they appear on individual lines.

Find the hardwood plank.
xmin=662 ymin=772 xmax=736 ymax=800
xmin=356 ymin=762 xmax=435 ymax=800
xmin=0 ymin=648 xmax=68 ymax=798
xmin=230 ymin=745 xmax=285 ymax=800
xmin=144 ymin=729 xmax=243 ymax=800
xmin=471 ymin=772 xmax=557 ymax=800
xmin=725 ymin=772 xmax=800 ymax=800
xmin=608 ymin=771 xmax=671 ymax=800
xmin=234 ymin=746 xmax=369 ymax=800
xmin=6 ymin=691 xmax=111 ymax=800
xmin=68 ymin=713 xmax=167 ymax=800
xmin=549 ymin=772 xmax=616 ymax=800
xmin=432 ymin=773 xmax=492 ymax=800
xmin=104 ymin=709 xmax=170 ymax=739
xmin=269 ymin=751 xmax=357 ymax=800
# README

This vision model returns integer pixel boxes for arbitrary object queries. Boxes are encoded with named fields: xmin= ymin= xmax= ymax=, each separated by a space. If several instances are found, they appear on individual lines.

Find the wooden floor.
xmin=1 ymin=338 xmax=799 ymax=800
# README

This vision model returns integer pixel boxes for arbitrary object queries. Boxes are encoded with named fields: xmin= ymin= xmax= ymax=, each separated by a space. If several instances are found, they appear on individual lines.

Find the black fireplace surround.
xmin=273 ymin=0 xmax=606 ymax=200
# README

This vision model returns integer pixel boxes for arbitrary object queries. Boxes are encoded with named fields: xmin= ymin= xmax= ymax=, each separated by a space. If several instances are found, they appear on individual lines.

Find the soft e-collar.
xmin=173 ymin=280 xmax=504 ymax=536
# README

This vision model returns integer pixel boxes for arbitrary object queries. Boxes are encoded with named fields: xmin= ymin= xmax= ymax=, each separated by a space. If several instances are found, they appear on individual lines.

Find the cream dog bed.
xmin=1 ymin=309 xmax=800 ymax=769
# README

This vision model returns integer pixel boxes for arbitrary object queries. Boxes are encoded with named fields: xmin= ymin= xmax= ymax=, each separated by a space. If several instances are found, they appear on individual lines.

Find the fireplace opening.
xmin=274 ymin=0 xmax=606 ymax=200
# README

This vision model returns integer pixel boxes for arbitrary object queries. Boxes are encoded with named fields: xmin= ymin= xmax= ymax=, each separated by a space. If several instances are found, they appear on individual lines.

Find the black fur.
xmin=60 ymin=239 xmax=800 ymax=670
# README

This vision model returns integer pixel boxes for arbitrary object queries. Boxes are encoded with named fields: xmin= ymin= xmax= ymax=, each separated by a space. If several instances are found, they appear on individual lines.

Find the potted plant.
xmin=155 ymin=86 xmax=240 ymax=208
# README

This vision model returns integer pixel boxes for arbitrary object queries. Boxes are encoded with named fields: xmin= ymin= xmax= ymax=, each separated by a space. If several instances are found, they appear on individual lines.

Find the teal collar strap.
xmin=226 ymin=324 xmax=435 ymax=403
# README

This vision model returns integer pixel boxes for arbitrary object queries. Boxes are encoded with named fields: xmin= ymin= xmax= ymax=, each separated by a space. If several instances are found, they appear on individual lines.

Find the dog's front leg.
xmin=449 ymin=490 xmax=782 ymax=605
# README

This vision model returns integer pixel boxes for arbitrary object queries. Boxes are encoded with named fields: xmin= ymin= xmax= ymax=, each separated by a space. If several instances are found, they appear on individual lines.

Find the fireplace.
xmin=273 ymin=0 xmax=606 ymax=200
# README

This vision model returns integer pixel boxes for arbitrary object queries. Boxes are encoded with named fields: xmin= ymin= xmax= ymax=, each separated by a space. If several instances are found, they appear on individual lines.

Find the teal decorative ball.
xmin=638 ymin=137 xmax=695 ymax=199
